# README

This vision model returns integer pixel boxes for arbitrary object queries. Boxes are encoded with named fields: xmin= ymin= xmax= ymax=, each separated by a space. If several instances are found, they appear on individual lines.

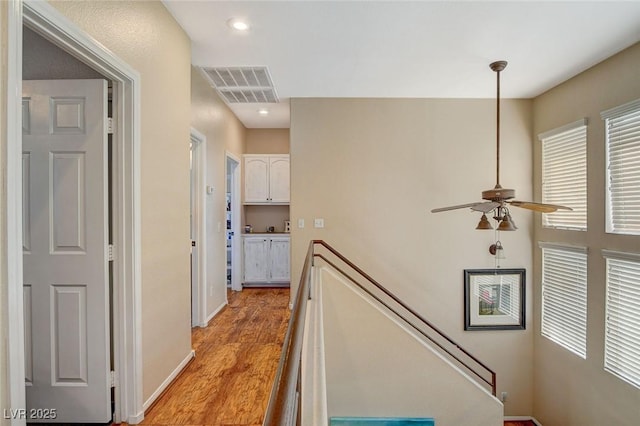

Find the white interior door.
xmin=190 ymin=129 xmax=207 ymax=327
xmin=22 ymin=79 xmax=111 ymax=423
xmin=190 ymin=139 xmax=199 ymax=327
xmin=226 ymin=153 xmax=242 ymax=292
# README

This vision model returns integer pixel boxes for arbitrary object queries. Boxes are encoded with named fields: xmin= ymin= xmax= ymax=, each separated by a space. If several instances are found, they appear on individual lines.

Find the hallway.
xmin=139 ymin=288 xmax=290 ymax=426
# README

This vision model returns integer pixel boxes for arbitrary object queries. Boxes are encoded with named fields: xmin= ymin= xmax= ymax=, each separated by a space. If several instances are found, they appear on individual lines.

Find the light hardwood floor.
xmin=137 ymin=288 xmax=290 ymax=426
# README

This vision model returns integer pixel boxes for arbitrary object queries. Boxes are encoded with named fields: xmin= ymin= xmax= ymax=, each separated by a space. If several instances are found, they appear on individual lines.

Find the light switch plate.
xmin=314 ymin=218 xmax=324 ymax=228
xmin=298 ymin=218 xmax=305 ymax=228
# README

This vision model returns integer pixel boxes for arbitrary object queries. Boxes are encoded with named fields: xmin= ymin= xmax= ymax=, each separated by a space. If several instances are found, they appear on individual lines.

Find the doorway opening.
xmin=22 ymin=25 xmax=115 ymax=423
xmin=7 ymin=2 xmax=143 ymax=423
xmin=190 ymin=128 xmax=207 ymax=327
xmin=226 ymin=152 xmax=242 ymax=292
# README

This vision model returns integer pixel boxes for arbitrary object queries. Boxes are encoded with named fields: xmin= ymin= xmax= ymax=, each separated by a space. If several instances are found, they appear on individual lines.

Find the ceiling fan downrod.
xmin=490 ymin=60 xmax=507 ymax=189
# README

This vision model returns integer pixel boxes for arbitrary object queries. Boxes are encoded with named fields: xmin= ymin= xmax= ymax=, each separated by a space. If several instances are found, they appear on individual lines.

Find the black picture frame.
xmin=464 ymin=268 xmax=525 ymax=331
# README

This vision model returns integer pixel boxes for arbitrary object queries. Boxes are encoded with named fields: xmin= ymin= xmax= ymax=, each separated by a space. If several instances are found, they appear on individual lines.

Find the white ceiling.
xmin=163 ymin=1 xmax=640 ymax=129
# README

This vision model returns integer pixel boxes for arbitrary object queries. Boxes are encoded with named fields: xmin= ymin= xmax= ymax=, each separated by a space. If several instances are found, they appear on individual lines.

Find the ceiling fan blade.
xmin=470 ymin=202 xmax=501 ymax=213
xmin=431 ymin=202 xmax=480 ymax=213
xmin=431 ymin=201 xmax=498 ymax=213
xmin=508 ymin=200 xmax=573 ymax=213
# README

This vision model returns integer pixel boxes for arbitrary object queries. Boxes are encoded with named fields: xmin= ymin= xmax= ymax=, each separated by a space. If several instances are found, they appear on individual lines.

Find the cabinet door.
xmin=269 ymin=237 xmax=290 ymax=282
xmin=269 ymin=156 xmax=290 ymax=203
xmin=243 ymin=237 xmax=269 ymax=282
xmin=244 ymin=157 xmax=269 ymax=203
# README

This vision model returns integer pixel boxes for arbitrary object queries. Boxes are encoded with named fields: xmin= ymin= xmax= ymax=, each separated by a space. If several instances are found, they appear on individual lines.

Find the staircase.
xmin=264 ymin=240 xmax=503 ymax=426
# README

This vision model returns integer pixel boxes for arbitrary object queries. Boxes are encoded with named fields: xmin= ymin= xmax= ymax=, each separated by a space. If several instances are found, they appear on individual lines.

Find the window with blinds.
xmin=540 ymin=243 xmax=588 ymax=358
xmin=539 ymin=119 xmax=587 ymax=230
xmin=602 ymin=99 xmax=640 ymax=235
xmin=603 ymin=250 xmax=640 ymax=390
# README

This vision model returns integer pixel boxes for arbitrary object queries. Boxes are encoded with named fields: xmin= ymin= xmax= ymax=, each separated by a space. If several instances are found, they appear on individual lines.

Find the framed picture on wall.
xmin=464 ymin=268 xmax=525 ymax=331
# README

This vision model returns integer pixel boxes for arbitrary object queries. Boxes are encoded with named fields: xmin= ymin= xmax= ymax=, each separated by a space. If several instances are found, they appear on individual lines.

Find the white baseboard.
xmin=202 ymin=300 xmax=227 ymax=326
xmin=504 ymin=416 xmax=542 ymax=425
xmin=128 ymin=411 xmax=145 ymax=424
xmin=142 ymin=350 xmax=196 ymax=412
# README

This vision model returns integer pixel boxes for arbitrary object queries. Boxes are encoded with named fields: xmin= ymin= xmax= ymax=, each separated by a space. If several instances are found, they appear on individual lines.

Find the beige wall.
xmin=245 ymin=128 xmax=290 ymax=154
xmin=531 ymin=42 xmax=640 ymax=425
xmin=49 ymin=0 xmax=193 ymax=402
xmin=191 ymin=66 xmax=246 ymax=317
xmin=320 ymin=266 xmax=503 ymax=425
xmin=244 ymin=205 xmax=290 ymax=233
xmin=290 ymin=97 xmax=535 ymax=416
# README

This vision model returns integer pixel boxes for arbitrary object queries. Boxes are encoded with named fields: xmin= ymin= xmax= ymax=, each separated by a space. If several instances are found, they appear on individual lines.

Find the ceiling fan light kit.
xmin=497 ymin=212 xmax=517 ymax=232
xmin=476 ymin=213 xmax=493 ymax=230
xmin=431 ymin=60 xmax=572 ymax=254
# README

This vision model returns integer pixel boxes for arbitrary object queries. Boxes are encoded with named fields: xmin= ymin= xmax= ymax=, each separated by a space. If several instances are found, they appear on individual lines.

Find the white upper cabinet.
xmin=244 ymin=156 xmax=269 ymax=203
xmin=268 ymin=157 xmax=290 ymax=203
xmin=244 ymin=154 xmax=290 ymax=204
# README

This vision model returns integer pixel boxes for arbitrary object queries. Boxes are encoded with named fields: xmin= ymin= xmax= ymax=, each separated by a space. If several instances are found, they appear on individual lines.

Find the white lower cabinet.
xmin=269 ymin=237 xmax=291 ymax=282
xmin=243 ymin=235 xmax=290 ymax=284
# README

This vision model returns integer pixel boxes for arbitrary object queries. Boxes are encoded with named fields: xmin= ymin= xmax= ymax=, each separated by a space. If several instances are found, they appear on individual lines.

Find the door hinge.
xmin=110 ymin=370 xmax=117 ymax=388
xmin=108 ymin=244 xmax=115 ymax=262
xmin=107 ymin=117 xmax=114 ymax=134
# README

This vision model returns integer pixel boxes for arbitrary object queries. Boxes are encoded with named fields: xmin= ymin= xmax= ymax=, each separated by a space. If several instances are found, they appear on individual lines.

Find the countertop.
xmin=242 ymin=232 xmax=290 ymax=236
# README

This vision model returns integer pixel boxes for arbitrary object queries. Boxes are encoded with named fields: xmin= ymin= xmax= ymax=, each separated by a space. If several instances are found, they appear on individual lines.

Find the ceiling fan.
xmin=431 ymin=60 xmax=572 ymax=231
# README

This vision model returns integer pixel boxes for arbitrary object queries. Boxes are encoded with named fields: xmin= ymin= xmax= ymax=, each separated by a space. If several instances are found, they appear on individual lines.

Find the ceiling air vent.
xmin=201 ymin=66 xmax=279 ymax=104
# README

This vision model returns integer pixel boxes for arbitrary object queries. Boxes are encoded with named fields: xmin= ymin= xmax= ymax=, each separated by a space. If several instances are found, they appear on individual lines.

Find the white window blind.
xmin=540 ymin=243 xmax=588 ymax=358
xmin=539 ymin=119 xmax=587 ymax=230
xmin=603 ymin=250 xmax=640 ymax=390
xmin=602 ymin=99 xmax=640 ymax=235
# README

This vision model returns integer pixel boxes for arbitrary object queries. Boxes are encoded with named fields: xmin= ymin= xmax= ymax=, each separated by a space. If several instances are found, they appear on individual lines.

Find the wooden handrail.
xmin=263 ymin=240 xmax=497 ymax=426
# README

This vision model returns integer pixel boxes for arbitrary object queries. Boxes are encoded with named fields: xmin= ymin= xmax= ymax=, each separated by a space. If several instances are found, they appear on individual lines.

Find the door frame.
xmin=5 ymin=1 xmax=143 ymax=424
xmin=190 ymin=128 xmax=207 ymax=327
xmin=226 ymin=151 xmax=242 ymax=292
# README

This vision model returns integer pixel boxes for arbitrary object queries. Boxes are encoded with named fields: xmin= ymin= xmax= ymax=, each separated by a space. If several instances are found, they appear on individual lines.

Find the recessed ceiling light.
xmin=227 ymin=18 xmax=250 ymax=31
xmin=258 ymin=108 xmax=269 ymax=116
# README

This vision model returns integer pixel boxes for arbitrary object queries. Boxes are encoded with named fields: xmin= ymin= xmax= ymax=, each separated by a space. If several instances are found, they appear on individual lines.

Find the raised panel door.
xmin=244 ymin=157 xmax=269 ymax=203
xmin=269 ymin=156 xmax=290 ymax=203
xmin=243 ymin=237 xmax=269 ymax=282
xmin=22 ymin=79 xmax=110 ymax=422
xmin=269 ymin=237 xmax=290 ymax=282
